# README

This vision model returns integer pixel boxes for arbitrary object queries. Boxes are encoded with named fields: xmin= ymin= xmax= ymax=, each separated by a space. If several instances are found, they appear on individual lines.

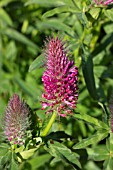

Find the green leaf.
xmin=5 ymin=41 xmax=17 ymax=60
xmin=11 ymin=153 xmax=18 ymax=170
xmin=19 ymin=148 xmax=38 ymax=160
xmin=81 ymin=45 xmax=98 ymax=100
xmin=36 ymin=19 xmax=75 ymax=37
xmin=15 ymin=145 xmax=25 ymax=153
xmin=92 ymin=33 xmax=113 ymax=57
xmin=87 ymin=145 xmax=109 ymax=161
xmin=0 ymin=151 xmax=12 ymax=168
xmin=73 ymin=113 xmax=109 ymax=130
xmin=14 ymin=77 xmax=41 ymax=100
xmin=103 ymin=157 xmax=113 ymax=170
xmin=44 ymin=141 xmax=81 ymax=169
xmin=110 ymin=133 xmax=113 ymax=152
xmin=28 ymin=154 xmax=51 ymax=170
xmin=89 ymin=7 xmax=100 ymax=19
xmin=104 ymin=8 xmax=113 ymax=21
xmin=25 ymin=0 xmax=66 ymax=7
xmin=94 ymin=66 xmax=107 ymax=78
xmin=73 ymin=130 xmax=108 ymax=149
xmin=43 ymin=6 xmax=80 ymax=18
xmin=29 ymin=54 xmax=45 ymax=72
xmin=50 ymin=157 xmax=61 ymax=165
xmin=0 ymin=8 xmax=13 ymax=26
xmin=0 ymin=0 xmax=14 ymax=7
xmin=0 ymin=28 xmax=38 ymax=50
xmin=106 ymin=134 xmax=113 ymax=153
xmin=0 ymin=143 xmax=9 ymax=157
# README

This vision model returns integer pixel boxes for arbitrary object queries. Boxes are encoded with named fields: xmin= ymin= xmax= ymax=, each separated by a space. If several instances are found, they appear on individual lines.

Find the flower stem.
xmin=41 ymin=111 xmax=57 ymax=137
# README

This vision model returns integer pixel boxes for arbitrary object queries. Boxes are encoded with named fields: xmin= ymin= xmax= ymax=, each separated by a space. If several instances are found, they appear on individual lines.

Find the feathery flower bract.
xmin=4 ymin=94 xmax=30 ymax=145
xmin=41 ymin=37 xmax=78 ymax=117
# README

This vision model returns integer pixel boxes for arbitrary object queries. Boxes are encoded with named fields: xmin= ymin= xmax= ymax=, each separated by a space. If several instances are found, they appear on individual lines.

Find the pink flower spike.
xmin=104 ymin=0 xmax=113 ymax=5
xmin=4 ymin=94 xmax=30 ymax=145
xmin=41 ymin=37 xmax=78 ymax=117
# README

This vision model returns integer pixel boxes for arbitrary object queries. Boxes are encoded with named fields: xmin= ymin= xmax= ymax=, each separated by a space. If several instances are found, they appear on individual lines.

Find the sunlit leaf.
xmin=89 ymin=7 xmax=101 ymax=19
xmin=105 ymin=8 xmax=113 ymax=21
xmin=73 ymin=113 xmax=109 ymax=130
xmin=103 ymin=157 xmax=113 ymax=170
xmin=45 ymin=141 xmax=81 ymax=169
xmin=19 ymin=148 xmax=38 ymax=160
xmin=87 ymin=145 xmax=109 ymax=161
xmin=25 ymin=0 xmax=66 ymax=7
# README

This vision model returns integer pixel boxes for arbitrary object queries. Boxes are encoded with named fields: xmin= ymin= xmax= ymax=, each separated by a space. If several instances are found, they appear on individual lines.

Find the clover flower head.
xmin=104 ymin=0 xmax=113 ymax=5
xmin=4 ymin=94 xmax=30 ymax=145
xmin=41 ymin=37 xmax=78 ymax=117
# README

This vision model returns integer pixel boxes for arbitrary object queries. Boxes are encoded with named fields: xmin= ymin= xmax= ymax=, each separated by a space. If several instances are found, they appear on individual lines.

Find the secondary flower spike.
xmin=41 ymin=37 xmax=78 ymax=117
xmin=4 ymin=94 xmax=30 ymax=145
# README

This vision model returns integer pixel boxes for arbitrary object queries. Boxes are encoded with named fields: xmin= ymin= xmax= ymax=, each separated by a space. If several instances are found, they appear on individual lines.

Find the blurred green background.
xmin=1 ymin=0 xmax=113 ymax=169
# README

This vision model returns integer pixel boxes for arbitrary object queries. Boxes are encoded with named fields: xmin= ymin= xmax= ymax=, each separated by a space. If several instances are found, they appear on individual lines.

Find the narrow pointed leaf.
xmin=14 ymin=77 xmax=41 ymax=100
xmin=73 ymin=114 xmax=109 ymax=130
xmin=29 ymin=54 xmax=45 ymax=72
xmin=73 ymin=130 xmax=108 ymax=149
xmin=36 ymin=19 xmax=75 ymax=37
xmin=81 ymin=45 xmax=98 ymax=100
xmin=0 ymin=28 xmax=38 ymax=49
xmin=25 ymin=0 xmax=65 ymax=7
xmin=0 ymin=8 xmax=13 ymax=26
xmin=43 ymin=6 xmax=80 ymax=18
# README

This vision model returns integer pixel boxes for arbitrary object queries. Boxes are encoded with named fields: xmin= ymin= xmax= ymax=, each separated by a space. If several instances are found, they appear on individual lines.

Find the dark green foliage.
xmin=1 ymin=0 xmax=113 ymax=169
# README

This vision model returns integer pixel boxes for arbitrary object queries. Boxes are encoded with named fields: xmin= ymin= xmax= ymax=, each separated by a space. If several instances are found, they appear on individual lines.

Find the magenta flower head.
xmin=4 ymin=94 xmax=31 ymax=145
xmin=41 ymin=37 xmax=78 ymax=117
xmin=104 ymin=0 xmax=113 ymax=5
xmin=93 ymin=0 xmax=113 ymax=5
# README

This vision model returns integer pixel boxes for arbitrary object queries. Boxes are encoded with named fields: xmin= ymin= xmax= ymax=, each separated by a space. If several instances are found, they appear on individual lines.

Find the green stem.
xmin=98 ymin=102 xmax=108 ymax=124
xmin=41 ymin=111 xmax=57 ymax=137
